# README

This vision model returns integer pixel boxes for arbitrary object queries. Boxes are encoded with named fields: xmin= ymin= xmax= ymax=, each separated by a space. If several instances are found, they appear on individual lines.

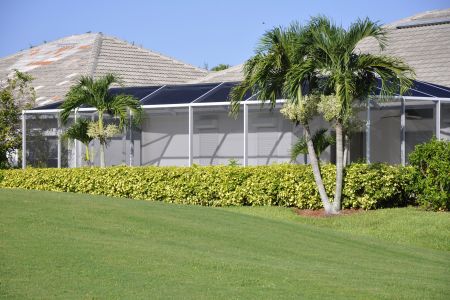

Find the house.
xmin=1 ymin=9 xmax=449 ymax=168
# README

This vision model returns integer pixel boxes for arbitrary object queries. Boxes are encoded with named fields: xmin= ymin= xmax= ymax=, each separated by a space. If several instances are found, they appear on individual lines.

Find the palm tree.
xmin=309 ymin=17 xmax=414 ymax=212
xmin=62 ymin=118 xmax=93 ymax=165
xmin=230 ymin=23 xmax=336 ymax=213
xmin=60 ymin=74 xmax=142 ymax=167
xmin=291 ymin=128 xmax=335 ymax=162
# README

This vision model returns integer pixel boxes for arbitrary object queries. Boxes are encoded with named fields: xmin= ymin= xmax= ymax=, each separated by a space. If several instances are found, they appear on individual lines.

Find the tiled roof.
xmin=356 ymin=9 xmax=450 ymax=88
xmin=0 ymin=33 xmax=207 ymax=107
xmin=189 ymin=64 xmax=244 ymax=83
xmin=195 ymin=9 xmax=450 ymax=89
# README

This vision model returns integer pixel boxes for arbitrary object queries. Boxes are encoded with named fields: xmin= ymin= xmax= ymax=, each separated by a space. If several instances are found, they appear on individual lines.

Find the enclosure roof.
xmin=32 ymin=79 xmax=450 ymax=110
xmin=0 ymin=33 xmax=208 ymax=108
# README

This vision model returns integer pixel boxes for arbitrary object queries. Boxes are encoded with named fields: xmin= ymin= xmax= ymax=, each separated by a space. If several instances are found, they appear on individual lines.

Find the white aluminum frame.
xmin=21 ymin=89 xmax=449 ymax=168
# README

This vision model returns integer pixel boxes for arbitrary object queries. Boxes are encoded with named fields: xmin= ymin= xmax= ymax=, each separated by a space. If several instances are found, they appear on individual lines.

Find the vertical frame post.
xmin=57 ymin=114 xmax=62 ymax=168
xmin=435 ymin=100 xmax=441 ymax=140
xmin=366 ymin=99 xmax=371 ymax=164
xmin=129 ymin=110 xmax=134 ymax=166
xmin=21 ymin=111 xmax=26 ymax=169
xmin=243 ymin=103 xmax=248 ymax=166
xmin=188 ymin=105 xmax=193 ymax=166
xmin=400 ymin=97 xmax=406 ymax=166
xmin=74 ymin=109 xmax=78 ymax=167
xmin=122 ymin=121 xmax=126 ymax=165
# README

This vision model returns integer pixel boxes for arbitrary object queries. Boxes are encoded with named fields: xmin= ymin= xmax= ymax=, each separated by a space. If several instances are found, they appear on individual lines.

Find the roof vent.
xmin=396 ymin=17 xmax=450 ymax=29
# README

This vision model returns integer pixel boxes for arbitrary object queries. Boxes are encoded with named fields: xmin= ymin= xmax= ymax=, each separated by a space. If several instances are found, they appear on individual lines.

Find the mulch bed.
xmin=293 ymin=208 xmax=363 ymax=218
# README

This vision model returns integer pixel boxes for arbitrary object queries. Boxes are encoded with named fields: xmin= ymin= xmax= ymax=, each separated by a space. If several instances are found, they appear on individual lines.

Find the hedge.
xmin=408 ymin=138 xmax=450 ymax=211
xmin=0 ymin=163 xmax=413 ymax=210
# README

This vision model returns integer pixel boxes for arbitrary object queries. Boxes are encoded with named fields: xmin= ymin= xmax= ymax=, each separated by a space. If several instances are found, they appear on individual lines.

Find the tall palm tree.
xmin=63 ymin=118 xmax=93 ymax=165
xmin=60 ymin=74 xmax=142 ymax=167
xmin=309 ymin=17 xmax=414 ymax=212
xmin=230 ymin=23 xmax=336 ymax=213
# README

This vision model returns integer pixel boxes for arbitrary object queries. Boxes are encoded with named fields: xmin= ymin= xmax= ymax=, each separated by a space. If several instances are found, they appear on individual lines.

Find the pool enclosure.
xmin=21 ymin=81 xmax=450 ymax=168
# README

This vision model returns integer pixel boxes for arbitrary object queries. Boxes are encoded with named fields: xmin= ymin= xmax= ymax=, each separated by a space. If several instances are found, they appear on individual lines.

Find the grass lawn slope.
xmin=1 ymin=189 xmax=449 ymax=299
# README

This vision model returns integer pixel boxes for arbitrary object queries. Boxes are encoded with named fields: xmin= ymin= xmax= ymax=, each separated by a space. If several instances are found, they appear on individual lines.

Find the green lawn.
xmin=1 ymin=189 xmax=449 ymax=299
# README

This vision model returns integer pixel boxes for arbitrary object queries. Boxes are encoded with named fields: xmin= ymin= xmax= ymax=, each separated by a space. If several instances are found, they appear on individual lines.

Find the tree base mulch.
xmin=293 ymin=208 xmax=363 ymax=218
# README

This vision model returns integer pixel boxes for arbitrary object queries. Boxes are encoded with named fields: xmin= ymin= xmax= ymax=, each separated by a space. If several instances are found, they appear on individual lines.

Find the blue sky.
xmin=1 ymin=0 xmax=449 ymax=69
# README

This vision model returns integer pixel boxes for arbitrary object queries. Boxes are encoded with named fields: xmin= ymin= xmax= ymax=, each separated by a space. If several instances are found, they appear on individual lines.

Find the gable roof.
xmin=0 ymin=33 xmax=207 ymax=107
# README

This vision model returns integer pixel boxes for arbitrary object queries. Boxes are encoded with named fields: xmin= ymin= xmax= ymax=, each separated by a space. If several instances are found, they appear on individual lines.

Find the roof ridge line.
xmin=89 ymin=32 xmax=103 ymax=77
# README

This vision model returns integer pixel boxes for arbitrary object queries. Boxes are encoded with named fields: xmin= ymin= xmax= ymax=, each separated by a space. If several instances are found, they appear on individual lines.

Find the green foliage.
xmin=308 ymin=16 xmax=415 ymax=124
xmin=227 ymin=158 xmax=240 ymax=166
xmin=408 ymin=138 xmax=450 ymax=211
xmin=0 ymin=70 xmax=35 ymax=168
xmin=0 ymin=164 xmax=412 ymax=210
xmin=60 ymin=74 xmax=142 ymax=127
xmin=210 ymin=64 xmax=230 ymax=71
xmin=60 ymin=74 xmax=143 ymax=167
xmin=63 ymin=118 xmax=93 ymax=146
xmin=291 ymin=128 xmax=335 ymax=160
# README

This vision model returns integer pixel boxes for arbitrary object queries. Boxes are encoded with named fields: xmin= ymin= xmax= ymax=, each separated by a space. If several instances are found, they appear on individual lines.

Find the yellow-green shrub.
xmin=0 ymin=164 xmax=412 ymax=209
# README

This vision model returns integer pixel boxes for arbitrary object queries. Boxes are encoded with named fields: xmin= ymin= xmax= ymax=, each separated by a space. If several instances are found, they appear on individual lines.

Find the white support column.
xmin=366 ymin=99 xmax=371 ymax=164
xmin=188 ymin=105 xmax=193 ymax=166
xmin=74 ymin=109 xmax=78 ymax=167
xmin=436 ymin=100 xmax=441 ymax=140
xmin=128 ymin=110 xmax=134 ymax=166
xmin=243 ymin=103 xmax=248 ymax=166
xmin=122 ymin=124 xmax=126 ymax=165
xmin=57 ymin=115 xmax=62 ymax=168
xmin=21 ymin=111 xmax=26 ymax=169
xmin=400 ymin=97 xmax=406 ymax=166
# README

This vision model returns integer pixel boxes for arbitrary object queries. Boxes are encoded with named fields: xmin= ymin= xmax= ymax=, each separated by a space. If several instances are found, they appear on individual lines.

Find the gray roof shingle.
xmin=356 ymin=9 xmax=450 ymax=88
xmin=0 ymin=33 xmax=207 ymax=107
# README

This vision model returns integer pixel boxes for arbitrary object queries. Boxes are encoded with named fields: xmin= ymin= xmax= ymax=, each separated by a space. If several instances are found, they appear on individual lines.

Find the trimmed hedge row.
xmin=0 ymin=163 xmax=413 ymax=209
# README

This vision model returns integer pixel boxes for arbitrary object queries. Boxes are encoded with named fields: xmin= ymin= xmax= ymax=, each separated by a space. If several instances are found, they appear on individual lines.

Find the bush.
xmin=408 ymin=138 xmax=450 ymax=211
xmin=0 ymin=164 xmax=413 ymax=210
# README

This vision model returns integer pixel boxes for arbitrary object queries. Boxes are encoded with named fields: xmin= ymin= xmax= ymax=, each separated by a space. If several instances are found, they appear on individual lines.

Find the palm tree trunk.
xmin=85 ymin=145 xmax=90 ymax=166
xmin=333 ymin=122 xmax=344 ymax=212
xmin=304 ymin=124 xmax=332 ymax=213
xmin=343 ymin=135 xmax=349 ymax=167
xmin=98 ymin=111 xmax=105 ymax=168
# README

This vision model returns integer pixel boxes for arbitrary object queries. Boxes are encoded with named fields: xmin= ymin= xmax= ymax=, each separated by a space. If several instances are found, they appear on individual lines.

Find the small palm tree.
xmin=63 ymin=118 xmax=93 ymax=165
xmin=60 ymin=74 xmax=142 ymax=167
xmin=309 ymin=17 xmax=415 ymax=212
xmin=231 ymin=23 xmax=336 ymax=213
xmin=291 ymin=128 xmax=335 ymax=162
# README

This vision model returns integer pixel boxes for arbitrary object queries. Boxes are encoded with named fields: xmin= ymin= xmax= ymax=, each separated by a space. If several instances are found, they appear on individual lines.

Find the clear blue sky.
xmin=1 ymin=0 xmax=449 ymax=69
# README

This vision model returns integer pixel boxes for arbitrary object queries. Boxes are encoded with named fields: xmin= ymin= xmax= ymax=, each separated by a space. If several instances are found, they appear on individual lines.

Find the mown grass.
xmin=1 ymin=189 xmax=449 ymax=299
xmin=222 ymin=206 xmax=450 ymax=251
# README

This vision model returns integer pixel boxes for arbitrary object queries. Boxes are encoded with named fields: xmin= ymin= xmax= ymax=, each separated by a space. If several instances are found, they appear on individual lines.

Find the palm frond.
xmin=107 ymin=94 xmax=142 ymax=129
xmin=291 ymin=128 xmax=335 ymax=161
xmin=344 ymin=18 xmax=387 ymax=51
xmin=62 ymin=118 xmax=93 ymax=145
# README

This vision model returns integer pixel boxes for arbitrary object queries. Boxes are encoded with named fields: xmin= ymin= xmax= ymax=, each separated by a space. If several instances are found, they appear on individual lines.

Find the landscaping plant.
xmin=408 ymin=138 xmax=450 ymax=211
xmin=231 ymin=17 xmax=415 ymax=214
xmin=0 ymin=164 xmax=413 ymax=210
xmin=60 ymin=74 xmax=142 ymax=167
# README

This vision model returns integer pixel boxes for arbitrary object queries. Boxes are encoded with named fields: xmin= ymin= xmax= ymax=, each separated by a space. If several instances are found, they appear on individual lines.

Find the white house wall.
xmin=140 ymin=109 xmax=189 ymax=166
xmin=193 ymin=107 xmax=244 ymax=165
